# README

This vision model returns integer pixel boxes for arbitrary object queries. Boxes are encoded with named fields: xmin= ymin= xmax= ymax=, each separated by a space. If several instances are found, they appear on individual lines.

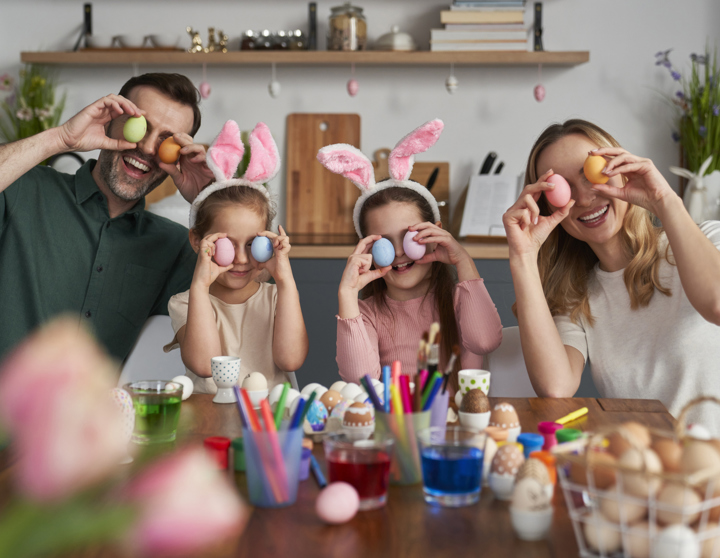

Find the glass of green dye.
xmin=124 ymin=380 xmax=183 ymax=444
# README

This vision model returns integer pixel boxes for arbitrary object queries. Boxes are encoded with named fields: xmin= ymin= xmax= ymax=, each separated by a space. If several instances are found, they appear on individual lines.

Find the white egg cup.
xmin=211 ymin=356 xmax=241 ymax=404
xmin=246 ymin=389 xmax=269 ymax=409
xmin=510 ymin=507 xmax=553 ymax=541
xmin=458 ymin=410 xmax=491 ymax=431
xmin=489 ymin=472 xmax=516 ymax=501
xmin=341 ymin=424 xmax=375 ymax=442
xmin=458 ymin=369 xmax=491 ymax=396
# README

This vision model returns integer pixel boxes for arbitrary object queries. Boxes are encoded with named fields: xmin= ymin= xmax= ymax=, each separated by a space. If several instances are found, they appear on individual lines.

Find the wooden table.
xmin=167 ymin=395 xmax=675 ymax=558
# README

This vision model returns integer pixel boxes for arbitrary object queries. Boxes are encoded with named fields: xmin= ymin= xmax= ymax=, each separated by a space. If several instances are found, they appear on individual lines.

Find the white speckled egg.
xmin=242 ymin=372 xmax=268 ymax=391
xmin=171 ymin=375 xmax=194 ymax=400
xmin=214 ymin=238 xmax=235 ymax=267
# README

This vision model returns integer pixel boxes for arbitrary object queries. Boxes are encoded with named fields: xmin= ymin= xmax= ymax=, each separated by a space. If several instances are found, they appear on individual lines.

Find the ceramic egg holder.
xmin=211 ymin=356 xmax=241 ymax=404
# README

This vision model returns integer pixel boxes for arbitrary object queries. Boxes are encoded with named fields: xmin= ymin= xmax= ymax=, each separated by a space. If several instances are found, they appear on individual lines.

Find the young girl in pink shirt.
xmin=317 ymin=119 xmax=502 ymax=393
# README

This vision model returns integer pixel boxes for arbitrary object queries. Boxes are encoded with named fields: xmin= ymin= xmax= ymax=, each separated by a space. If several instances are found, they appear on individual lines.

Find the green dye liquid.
xmin=132 ymin=395 xmax=182 ymax=444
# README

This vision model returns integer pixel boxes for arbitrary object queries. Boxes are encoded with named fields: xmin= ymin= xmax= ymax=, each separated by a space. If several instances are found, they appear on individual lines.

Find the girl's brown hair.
xmin=358 ymin=186 xmax=463 ymax=392
xmin=524 ymin=119 xmax=670 ymax=325
xmin=191 ymin=186 xmax=276 ymax=239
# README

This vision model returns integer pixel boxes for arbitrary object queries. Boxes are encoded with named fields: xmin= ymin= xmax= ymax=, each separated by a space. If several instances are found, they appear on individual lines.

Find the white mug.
xmin=211 ymin=356 xmax=241 ymax=404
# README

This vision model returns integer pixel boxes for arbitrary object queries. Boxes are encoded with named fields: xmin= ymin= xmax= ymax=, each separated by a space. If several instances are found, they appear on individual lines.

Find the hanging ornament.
xmin=534 ymin=64 xmax=545 ymax=102
xmin=347 ymin=63 xmax=359 ymax=97
xmin=268 ymin=63 xmax=281 ymax=99
xmin=199 ymin=63 xmax=211 ymax=99
xmin=445 ymin=63 xmax=458 ymax=94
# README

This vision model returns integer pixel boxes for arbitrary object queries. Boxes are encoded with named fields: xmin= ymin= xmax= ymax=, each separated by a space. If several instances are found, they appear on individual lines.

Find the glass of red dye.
xmin=323 ymin=432 xmax=394 ymax=510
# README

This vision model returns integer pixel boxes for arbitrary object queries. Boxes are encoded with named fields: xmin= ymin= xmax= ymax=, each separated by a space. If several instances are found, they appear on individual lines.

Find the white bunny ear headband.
xmin=189 ymin=120 xmax=280 ymax=228
xmin=316 ymin=119 xmax=444 ymax=237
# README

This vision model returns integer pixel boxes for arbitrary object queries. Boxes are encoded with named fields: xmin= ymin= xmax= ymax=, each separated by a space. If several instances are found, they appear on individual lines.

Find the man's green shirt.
xmin=0 ymin=160 xmax=196 ymax=362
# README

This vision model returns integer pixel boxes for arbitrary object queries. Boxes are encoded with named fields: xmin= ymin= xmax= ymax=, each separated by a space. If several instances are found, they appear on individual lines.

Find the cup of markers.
xmin=233 ymin=385 xmax=309 ymax=508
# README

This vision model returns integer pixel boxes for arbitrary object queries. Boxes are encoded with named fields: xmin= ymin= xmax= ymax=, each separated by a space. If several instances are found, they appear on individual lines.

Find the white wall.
xmin=2 ymin=0 xmax=719 ymax=224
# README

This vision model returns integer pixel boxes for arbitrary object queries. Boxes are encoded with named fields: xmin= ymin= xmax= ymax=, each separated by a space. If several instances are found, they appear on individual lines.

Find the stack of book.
xmin=431 ymin=0 xmax=529 ymax=52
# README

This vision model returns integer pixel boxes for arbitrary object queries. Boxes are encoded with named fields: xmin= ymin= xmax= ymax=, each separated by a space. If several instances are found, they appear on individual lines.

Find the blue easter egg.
xmin=372 ymin=238 xmax=395 ymax=268
xmin=305 ymin=400 xmax=329 ymax=432
xmin=251 ymin=236 xmax=273 ymax=263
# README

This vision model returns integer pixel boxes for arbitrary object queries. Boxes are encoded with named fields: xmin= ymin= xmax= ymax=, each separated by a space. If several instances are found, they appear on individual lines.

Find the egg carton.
xmin=555 ymin=396 xmax=720 ymax=558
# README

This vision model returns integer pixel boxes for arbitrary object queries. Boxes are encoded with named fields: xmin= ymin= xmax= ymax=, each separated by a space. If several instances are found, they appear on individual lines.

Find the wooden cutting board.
xmin=372 ymin=148 xmax=450 ymax=226
xmin=286 ymin=113 xmax=361 ymax=243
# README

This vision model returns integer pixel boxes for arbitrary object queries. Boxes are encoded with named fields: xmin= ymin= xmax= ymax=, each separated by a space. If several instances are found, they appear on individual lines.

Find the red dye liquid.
xmin=326 ymin=450 xmax=391 ymax=499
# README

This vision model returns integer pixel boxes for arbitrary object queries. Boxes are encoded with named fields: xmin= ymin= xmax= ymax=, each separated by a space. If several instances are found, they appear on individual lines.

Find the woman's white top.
xmin=554 ymin=221 xmax=720 ymax=434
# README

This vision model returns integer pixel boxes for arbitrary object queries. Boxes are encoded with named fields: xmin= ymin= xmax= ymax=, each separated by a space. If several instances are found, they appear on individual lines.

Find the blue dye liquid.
xmin=421 ymin=446 xmax=483 ymax=496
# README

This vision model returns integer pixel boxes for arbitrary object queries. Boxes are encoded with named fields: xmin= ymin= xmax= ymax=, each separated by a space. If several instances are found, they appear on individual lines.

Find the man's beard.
xmin=97 ymin=149 xmax=168 ymax=202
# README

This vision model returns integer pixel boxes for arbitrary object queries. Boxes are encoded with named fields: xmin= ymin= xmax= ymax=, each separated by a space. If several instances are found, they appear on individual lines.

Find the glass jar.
xmin=273 ymin=30 xmax=289 ymax=50
xmin=327 ymin=3 xmax=367 ymax=51
xmin=255 ymin=29 xmax=274 ymax=50
xmin=288 ymin=29 xmax=307 ymax=51
xmin=240 ymin=30 xmax=257 ymax=50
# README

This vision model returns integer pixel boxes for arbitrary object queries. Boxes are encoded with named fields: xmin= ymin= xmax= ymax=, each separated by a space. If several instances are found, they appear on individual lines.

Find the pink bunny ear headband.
xmin=189 ymin=120 xmax=280 ymax=228
xmin=316 ymin=119 xmax=444 ymax=237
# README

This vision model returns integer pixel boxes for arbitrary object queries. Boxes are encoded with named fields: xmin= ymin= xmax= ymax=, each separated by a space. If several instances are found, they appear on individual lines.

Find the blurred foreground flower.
xmin=0 ymin=317 xmax=248 ymax=558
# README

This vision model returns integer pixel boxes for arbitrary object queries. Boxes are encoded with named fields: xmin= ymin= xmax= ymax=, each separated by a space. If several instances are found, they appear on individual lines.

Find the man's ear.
xmin=189 ymin=229 xmax=201 ymax=254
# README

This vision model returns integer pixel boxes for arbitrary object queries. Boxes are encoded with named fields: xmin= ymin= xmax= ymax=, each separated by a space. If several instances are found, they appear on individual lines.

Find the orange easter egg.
xmin=159 ymin=137 xmax=182 ymax=164
xmin=584 ymin=155 xmax=608 ymax=184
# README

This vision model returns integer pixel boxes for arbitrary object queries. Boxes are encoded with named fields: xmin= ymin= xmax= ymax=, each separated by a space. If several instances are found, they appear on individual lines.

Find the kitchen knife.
xmin=426 ymin=167 xmax=440 ymax=191
xmin=479 ymin=152 xmax=497 ymax=175
xmin=494 ymin=162 xmax=504 ymax=174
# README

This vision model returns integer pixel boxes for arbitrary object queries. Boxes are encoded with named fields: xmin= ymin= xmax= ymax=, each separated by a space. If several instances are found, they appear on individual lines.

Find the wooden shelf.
xmin=21 ymin=50 xmax=589 ymax=67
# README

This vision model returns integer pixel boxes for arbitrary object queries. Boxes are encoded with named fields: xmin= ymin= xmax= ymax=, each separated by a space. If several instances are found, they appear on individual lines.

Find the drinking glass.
xmin=124 ymin=380 xmax=183 ymax=444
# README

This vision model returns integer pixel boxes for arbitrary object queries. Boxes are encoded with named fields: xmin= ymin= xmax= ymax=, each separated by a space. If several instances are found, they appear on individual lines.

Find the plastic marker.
xmin=556 ymin=407 xmax=588 ymax=425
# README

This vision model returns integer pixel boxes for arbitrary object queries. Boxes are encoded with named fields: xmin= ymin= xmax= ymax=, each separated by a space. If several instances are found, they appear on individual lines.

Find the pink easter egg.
xmin=545 ymin=174 xmax=571 ymax=207
xmin=316 ymin=482 xmax=359 ymax=524
xmin=199 ymin=81 xmax=211 ymax=99
xmin=403 ymin=230 xmax=426 ymax=261
xmin=534 ymin=84 xmax=545 ymax=102
xmin=347 ymin=79 xmax=359 ymax=97
xmin=214 ymin=238 xmax=235 ymax=266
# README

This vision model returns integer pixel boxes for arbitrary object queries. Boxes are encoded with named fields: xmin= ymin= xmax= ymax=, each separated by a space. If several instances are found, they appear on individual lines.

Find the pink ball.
xmin=534 ymin=84 xmax=546 ymax=102
xmin=403 ymin=230 xmax=426 ymax=261
xmin=545 ymin=174 xmax=571 ymax=207
xmin=214 ymin=238 xmax=235 ymax=266
xmin=347 ymin=79 xmax=359 ymax=97
xmin=315 ymin=482 xmax=359 ymax=524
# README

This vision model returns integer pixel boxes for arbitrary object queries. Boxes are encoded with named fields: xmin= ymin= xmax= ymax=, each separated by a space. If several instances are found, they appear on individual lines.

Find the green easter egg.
xmin=123 ymin=115 xmax=147 ymax=143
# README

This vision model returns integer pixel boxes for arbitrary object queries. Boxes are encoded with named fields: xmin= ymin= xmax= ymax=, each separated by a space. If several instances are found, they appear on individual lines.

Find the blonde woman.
xmin=503 ymin=119 xmax=720 ymax=430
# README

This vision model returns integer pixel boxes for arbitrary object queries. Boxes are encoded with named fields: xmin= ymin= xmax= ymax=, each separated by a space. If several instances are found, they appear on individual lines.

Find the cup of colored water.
xmin=124 ymin=380 xmax=183 ymax=445
xmin=243 ymin=426 xmax=303 ymax=508
xmin=374 ymin=411 xmax=430 ymax=485
xmin=323 ymin=432 xmax=394 ymax=510
xmin=417 ymin=426 xmax=486 ymax=507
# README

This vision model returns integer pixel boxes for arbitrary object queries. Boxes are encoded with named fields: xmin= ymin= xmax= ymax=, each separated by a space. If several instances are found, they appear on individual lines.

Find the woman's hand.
xmin=192 ymin=233 xmax=233 ymax=290
xmin=589 ymin=147 xmax=677 ymax=217
xmin=338 ymin=235 xmax=390 ymax=295
xmin=256 ymin=226 xmax=293 ymax=284
xmin=502 ymin=169 xmax=575 ymax=259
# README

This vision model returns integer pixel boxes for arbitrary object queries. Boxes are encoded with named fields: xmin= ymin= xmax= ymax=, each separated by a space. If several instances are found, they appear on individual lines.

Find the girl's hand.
xmin=192 ymin=233 xmax=233 ymax=290
xmin=339 ymin=235 xmax=391 ymax=294
xmin=589 ymin=147 xmax=676 ymax=216
xmin=410 ymin=222 xmax=468 ymax=266
xmin=256 ymin=226 xmax=293 ymax=284
xmin=502 ymin=169 xmax=575 ymax=259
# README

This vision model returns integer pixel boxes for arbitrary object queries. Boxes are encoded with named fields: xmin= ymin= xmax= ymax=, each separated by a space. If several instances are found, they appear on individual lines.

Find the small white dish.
xmin=116 ymin=34 xmax=147 ymax=48
xmin=148 ymin=34 xmax=180 ymax=48
xmin=85 ymin=34 xmax=115 ymax=48
xmin=510 ymin=507 xmax=553 ymax=541
xmin=458 ymin=410 xmax=491 ymax=431
xmin=489 ymin=472 xmax=516 ymax=501
xmin=373 ymin=25 xmax=417 ymax=51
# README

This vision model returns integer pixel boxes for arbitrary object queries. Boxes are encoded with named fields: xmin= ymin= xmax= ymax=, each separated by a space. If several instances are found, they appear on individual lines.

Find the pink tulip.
xmin=0 ymin=317 xmax=127 ymax=501
xmin=125 ymin=448 xmax=248 ymax=556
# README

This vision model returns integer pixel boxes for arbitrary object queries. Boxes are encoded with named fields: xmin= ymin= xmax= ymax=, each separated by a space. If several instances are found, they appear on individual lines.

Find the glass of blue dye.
xmin=417 ymin=426 xmax=486 ymax=507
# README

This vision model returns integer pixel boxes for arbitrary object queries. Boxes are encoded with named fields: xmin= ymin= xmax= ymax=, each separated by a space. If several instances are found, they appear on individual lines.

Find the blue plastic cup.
xmin=517 ymin=432 xmax=544 ymax=459
xmin=243 ymin=426 xmax=303 ymax=507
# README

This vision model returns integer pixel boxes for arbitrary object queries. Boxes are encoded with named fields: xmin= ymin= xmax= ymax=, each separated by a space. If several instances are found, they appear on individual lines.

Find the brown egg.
xmin=598 ymin=485 xmax=648 ymax=524
xmin=158 ymin=136 xmax=182 ymax=164
xmin=656 ymin=483 xmax=701 ymax=525
xmin=489 ymin=402 xmax=520 ymax=429
xmin=607 ymin=422 xmax=651 ymax=457
xmin=342 ymin=402 xmax=373 ymax=427
xmin=617 ymin=448 xmax=663 ymax=498
xmin=319 ymin=390 xmax=343 ymax=413
xmin=460 ymin=389 xmax=490 ymax=413
xmin=490 ymin=443 xmax=525 ymax=477
xmin=624 ymin=521 xmax=651 ymax=558
xmin=516 ymin=457 xmax=551 ymax=486
xmin=583 ymin=516 xmax=622 ymax=554
xmin=680 ymin=440 xmax=720 ymax=478
xmin=569 ymin=450 xmax=617 ymax=489
xmin=652 ymin=438 xmax=683 ymax=473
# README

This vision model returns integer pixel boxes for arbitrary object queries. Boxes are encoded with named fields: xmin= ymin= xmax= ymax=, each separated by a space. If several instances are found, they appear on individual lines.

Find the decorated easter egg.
xmin=305 ymin=400 xmax=329 ymax=431
xmin=241 ymin=372 xmax=267 ymax=391
xmin=199 ymin=81 xmax=211 ymax=99
xmin=489 ymin=403 xmax=520 ymax=430
xmin=268 ymin=80 xmax=281 ymax=99
xmin=316 ymin=482 xmax=359 ymax=524
xmin=342 ymin=402 xmax=374 ymax=428
xmin=111 ymin=387 xmax=135 ymax=442
xmin=347 ymin=78 xmax=359 ymax=97
xmin=516 ymin=457 xmax=551 ymax=487
xmin=214 ymin=238 xmax=235 ymax=267
xmin=320 ymin=390 xmax=343 ymax=414
xmin=171 ymin=375 xmax=194 ymax=400
xmin=511 ymin=477 xmax=550 ymax=512
xmin=330 ymin=399 xmax=354 ymax=421
xmin=251 ymin=236 xmax=273 ymax=263
xmin=123 ymin=115 xmax=146 ymax=143
xmin=545 ymin=174 xmax=571 ymax=208
xmin=403 ymin=231 xmax=426 ymax=261
xmin=372 ymin=238 xmax=395 ymax=268
xmin=533 ymin=84 xmax=546 ymax=102
xmin=583 ymin=155 xmax=609 ymax=184
xmin=461 ymin=389 xmax=490 ymax=414
xmin=491 ymin=443 xmax=524 ymax=477
xmin=158 ymin=136 xmax=182 ymax=164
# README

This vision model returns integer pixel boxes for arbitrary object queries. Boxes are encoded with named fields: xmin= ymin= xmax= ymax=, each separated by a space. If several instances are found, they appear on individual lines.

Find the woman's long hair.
xmin=524 ymin=119 xmax=670 ymax=325
xmin=359 ymin=187 xmax=462 ymax=391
